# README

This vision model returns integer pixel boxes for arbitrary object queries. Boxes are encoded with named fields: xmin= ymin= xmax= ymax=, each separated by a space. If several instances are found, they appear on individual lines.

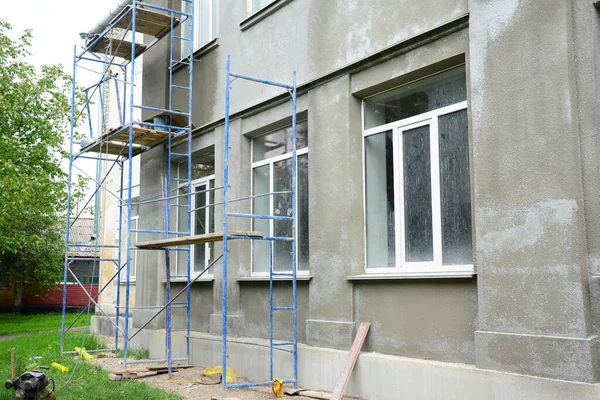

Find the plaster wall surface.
xmin=129 ymin=0 xmax=600 ymax=391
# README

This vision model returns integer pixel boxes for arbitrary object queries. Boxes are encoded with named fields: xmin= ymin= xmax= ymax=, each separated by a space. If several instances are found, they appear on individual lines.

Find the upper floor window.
xmin=176 ymin=153 xmax=215 ymax=278
xmin=252 ymin=121 xmax=309 ymax=274
xmin=251 ymin=0 xmax=276 ymax=13
xmin=182 ymin=0 xmax=218 ymax=55
xmin=363 ymin=66 xmax=472 ymax=276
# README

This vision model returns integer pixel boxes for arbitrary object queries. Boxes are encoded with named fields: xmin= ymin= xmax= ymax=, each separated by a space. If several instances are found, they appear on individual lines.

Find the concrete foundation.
xmin=92 ymin=316 xmax=600 ymax=400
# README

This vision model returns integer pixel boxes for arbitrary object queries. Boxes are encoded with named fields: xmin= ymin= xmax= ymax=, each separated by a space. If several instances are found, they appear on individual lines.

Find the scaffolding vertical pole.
xmin=185 ymin=0 xmax=195 ymax=365
xmin=115 ymin=160 xmax=124 ymax=353
xmin=269 ymin=240 xmax=274 ymax=381
xmin=221 ymin=54 xmax=231 ymax=398
xmin=61 ymin=45 xmax=78 ymax=356
xmin=291 ymin=71 xmax=298 ymax=388
xmin=123 ymin=0 xmax=137 ymax=370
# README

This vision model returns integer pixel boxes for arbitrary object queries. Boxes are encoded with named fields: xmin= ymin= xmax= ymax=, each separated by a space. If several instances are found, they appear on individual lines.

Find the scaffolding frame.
xmin=60 ymin=0 xmax=300 ymax=393
xmin=60 ymin=0 xmax=196 ymax=373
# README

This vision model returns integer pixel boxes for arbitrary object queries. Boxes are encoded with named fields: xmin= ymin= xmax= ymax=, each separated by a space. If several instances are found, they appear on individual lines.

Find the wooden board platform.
xmin=88 ymin=37 xmax=146 ymax=60
xmin=84 ymin=125 xmax=174 ymax=157
xmin=136 ymin=231 xmax=264 ymax=249
xmin=114 ymin=6 xmax=180 ymax=38
xmin=331 ymin=322 xmax=370 ymax=400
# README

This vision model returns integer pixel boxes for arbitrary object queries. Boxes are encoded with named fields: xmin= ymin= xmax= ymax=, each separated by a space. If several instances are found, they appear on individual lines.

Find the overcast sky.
xmin=2 ymin=1 xmax=115 ymax=69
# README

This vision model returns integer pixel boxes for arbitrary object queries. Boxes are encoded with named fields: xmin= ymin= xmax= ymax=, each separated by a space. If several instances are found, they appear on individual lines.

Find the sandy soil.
xmin=97 ymin=356 xmax=356 ymax=400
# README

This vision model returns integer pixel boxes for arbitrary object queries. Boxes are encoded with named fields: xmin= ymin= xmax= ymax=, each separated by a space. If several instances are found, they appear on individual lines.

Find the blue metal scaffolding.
xmin=220 ymin=55 xmax=299 ymax=395
xmin=61 ymin=0 xmax=299 ymax=392
xmin=60 ymin=0 xmax=195 ymax=374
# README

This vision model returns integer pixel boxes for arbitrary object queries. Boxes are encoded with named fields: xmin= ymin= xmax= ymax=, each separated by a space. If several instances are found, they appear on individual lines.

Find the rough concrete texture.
xmin=131 ymin=327 xmax=600 ymax=400
xmin=469 ymin=0 xmax=599 ymax=382
xmin=126 ymin=0 xmax=600 ymax=393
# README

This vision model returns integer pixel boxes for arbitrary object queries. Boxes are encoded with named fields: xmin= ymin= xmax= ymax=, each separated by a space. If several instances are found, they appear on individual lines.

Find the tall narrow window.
xmin=251 ymin=121 xmax=309 ymax=273
xmin=363 ymin=65 xmax=472 ymax=275
xmin=182 ymin=0 xmax=218 ymax=56
xmin=176 ymin=153 xmax=215 ymax=277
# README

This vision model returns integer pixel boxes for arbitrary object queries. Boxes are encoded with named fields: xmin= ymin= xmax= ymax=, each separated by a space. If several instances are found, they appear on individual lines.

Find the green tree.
xmin=0 ymin=21 xmax=83 ymax=307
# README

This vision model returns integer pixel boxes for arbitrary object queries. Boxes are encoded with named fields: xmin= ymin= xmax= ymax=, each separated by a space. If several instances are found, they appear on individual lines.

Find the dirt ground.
xmin=97 ymin=356 xmax=355 ymax=400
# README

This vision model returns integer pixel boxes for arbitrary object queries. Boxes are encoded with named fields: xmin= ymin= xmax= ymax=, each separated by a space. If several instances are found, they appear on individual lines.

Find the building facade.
xmin=94 ymin=0 xmax=600 ymax=398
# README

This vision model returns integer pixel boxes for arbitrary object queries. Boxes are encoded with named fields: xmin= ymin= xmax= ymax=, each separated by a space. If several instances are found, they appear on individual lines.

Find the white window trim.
xmin=182 ymin=0 xmax=217 ymax=55
xmin=129 ymin=216 xmax=139 ymax=281
xmin=250 ymin=138 xmax=309 ymax=277
xmin=248 ymin=0 xmax=275 ymax=14
xmin=362 ymin=100 xmax=473 ymax=276
xmin=190 ymin=174 xmax=216 ymax=279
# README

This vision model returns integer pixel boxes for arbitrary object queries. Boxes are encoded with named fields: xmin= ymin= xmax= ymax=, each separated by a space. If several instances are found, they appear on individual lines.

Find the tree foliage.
xmin=0 ymin=21 xmax=82 ymax=306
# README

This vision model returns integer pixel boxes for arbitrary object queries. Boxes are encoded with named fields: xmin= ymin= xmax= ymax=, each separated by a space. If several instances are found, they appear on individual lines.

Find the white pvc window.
xmin=363 ymin=66 xmax=473 ymax=276
xmin=175 ymin=154 xmax=215 ymax=278
xmin=251 ymin=121 xmax=309 ymax=274
xmin=182 ymin=0 xmax=218 ymax=55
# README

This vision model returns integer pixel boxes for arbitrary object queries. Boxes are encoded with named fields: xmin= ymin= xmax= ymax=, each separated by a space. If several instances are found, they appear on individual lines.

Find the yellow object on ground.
xmin=272 ymin=378 xmax=284 ymax=397
xmin=74 ymin=347 xmax=95 ymax=363
xmin=203 ymin=365 xmax=236 ymax=383
xmin=51 ymin=362 xmax=69 ymax=373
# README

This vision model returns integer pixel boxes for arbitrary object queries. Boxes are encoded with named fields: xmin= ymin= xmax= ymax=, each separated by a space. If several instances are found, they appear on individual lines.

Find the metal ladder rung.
xmin=169 ymin=177 xmax=188 ymax=181
xmin=172 ymin=85 xmax=191 ymax=91
xmin=273 ymin=341 xmax=294 ymax=347
xmin=272 ymin=306 xmax=294 ymax=311
xmin=172 ymin=36 xmax=191 ymax=42
xmin=170 ymin=60 xmax=191 ymax=68
xmin=171 ymin=203 xmax=188 ymax=207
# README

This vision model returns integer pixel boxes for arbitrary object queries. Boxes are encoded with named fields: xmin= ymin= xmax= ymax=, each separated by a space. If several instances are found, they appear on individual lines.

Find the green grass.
xmin=0 ymin=331 xmax=181 ymax=400
xmin=0 ymin=312 xmax=91 ymax=336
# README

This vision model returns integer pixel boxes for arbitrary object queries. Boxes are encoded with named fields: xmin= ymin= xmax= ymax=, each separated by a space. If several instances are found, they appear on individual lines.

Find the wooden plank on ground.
xmin=330 ymin=322 xmax=370 ymax=400
xmin=136 ymin=231 xmax=263 ymax=249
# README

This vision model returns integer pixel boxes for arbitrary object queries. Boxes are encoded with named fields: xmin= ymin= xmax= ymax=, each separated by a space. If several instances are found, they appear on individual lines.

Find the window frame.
xmin=249 ymin=0 xmax=276 ymax=14
xmin=361 ymin=100 xmax=473 ymax=277
xmin=182 ymin=0 xmax=218 ymax=54
xmin=189 ymin=174 xmax=216 ymax=278
xmin=250 ymin=126 xmax=309 ymax=276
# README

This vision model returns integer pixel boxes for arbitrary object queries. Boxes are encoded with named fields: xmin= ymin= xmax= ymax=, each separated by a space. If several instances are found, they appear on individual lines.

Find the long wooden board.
xmin=114 ymin=7 xmax=180 ymax=37
xmin=88 ymin=37 xmax=146 ymax=60
xmin=136 ymin=231 xmax=263 ymax=249
xmin=330 ymin=322 xmax=370 ymax=400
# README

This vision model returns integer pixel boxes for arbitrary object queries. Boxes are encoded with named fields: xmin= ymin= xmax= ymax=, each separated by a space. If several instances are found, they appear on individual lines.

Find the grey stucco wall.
xmin=134 ymin=0 xmax=600 ymax=385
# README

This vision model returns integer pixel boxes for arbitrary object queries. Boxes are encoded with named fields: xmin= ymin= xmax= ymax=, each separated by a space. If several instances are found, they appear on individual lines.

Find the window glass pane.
xmin=179 ymin=153 xmax=215 ymax=180
xmin=176 ymin=186 xmax=189 ymax=276
xmin=273 ymin=158 xmax=293 ymax=271
xmin=130 ymin=219 xmax=138 ymax=277
xmin=439 ymin=110 xmax=472 ymax=265
xmin=253 ymin=120 xmax=308 ymax=162
xmin=252 ymin=165 xmax=270 ymax=272
xmin=364 ymin=66 xmax=467 ymax=129
xmin=194 ymin=184 xmax=207 ymax=272
xmin=253 ymin=0 xmax=275 ymax=12
xmin=298 ymin=154 xmax=309 ymax=271
xmin=365 ymin=131 xmax=395 ymax=268
xmin=403 ymin=125 xmax=433 ymax=262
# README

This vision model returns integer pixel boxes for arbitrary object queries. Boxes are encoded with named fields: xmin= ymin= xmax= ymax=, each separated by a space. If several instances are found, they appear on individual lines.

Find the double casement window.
xmin=251 ymin=121 xmax=309 ymax=274
xmin=363 ymin=65 xmax=473 ymax=276
xmin=176 ymin=154 xmax=215 ymax=278
xmin=182 ymin=0 xmax=218 ymax=55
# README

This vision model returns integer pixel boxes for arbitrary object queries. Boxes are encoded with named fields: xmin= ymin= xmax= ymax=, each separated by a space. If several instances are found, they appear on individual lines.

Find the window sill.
xmin=162 ymin=277 xmax=214 ymax=283
xmin=346 ymin=272 xmax=475 ymax=281
xmin=238 ymin=275 xmax=312 ymax=282
xmin=172 ymin=38 xmax=219 ymax=73
xmin=240 ymin=0 xmax=294 ymax=32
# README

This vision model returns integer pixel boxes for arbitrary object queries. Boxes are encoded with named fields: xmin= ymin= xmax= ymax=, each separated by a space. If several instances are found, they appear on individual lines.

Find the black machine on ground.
xmin=4 ymin=371 xmax=56 ymax=400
